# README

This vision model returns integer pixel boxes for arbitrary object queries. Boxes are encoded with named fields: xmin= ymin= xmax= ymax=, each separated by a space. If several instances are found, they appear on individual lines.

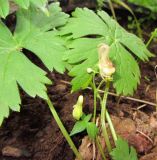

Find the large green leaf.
xmin=61 ymin=8 xmax=153 ymax=95
xmin=14 ymin=3 xmax=68 ymax=72
xmin=0 ymin=3 xmax=68 ymax=125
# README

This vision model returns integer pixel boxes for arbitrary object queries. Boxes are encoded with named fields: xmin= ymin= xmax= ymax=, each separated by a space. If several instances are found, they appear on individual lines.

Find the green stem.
xmin=106 ymin=110 xmax=117 ymax=143
xmin=97 ymin=0 xmax=105 ymax=10
xmin=97 ymin=79 xmax=106 ymax=91
xmin=46 ymin=96 xmax=83 ymax=160
xmin=146 ymin=36 xmax=153 ymax=47
xmin=108 ymin=0 xmax=117 ymax=20
xmin=96 ymin=137 xmax=107 ymax=160
xmin=112 ymin=0 xmax=142 ymax=38
xmin=146 ymin=29 xmax=157 ymax=47
xmin=100 ymin=80 xmax=112 ymax=152
xmin=93 ymin=74 xmax=97 ymax=123
xmin=134 ymin=16 xmax=142 ymax=39
xmin=93 ymin=78 xmax=106 ymax=122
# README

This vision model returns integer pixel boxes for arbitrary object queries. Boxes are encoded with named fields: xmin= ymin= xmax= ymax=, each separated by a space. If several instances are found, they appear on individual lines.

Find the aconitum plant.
xmin=0 ymin=1 xmax=154 ymax=160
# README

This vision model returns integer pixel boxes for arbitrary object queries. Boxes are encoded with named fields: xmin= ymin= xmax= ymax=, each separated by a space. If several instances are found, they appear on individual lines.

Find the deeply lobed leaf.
xmin=61 ymin=7 xmax=153 ymax=95
xmin=0 ymin=3 xmax=68 ymax=125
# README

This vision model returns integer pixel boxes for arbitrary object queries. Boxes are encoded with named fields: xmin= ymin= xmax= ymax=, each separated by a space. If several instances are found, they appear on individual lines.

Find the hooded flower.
xmin=98 ymin=44 xmax=115 ymax=78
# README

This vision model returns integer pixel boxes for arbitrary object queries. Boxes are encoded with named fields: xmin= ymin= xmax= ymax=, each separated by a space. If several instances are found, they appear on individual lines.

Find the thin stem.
xmin=97 ymin=0 xmax=105 ymax=10
xmin=146 ymin=34 xmax=155 ymax=47
xmin=108 ymin=0 xmax=117 ymax=20
xmin=93 ymin=77 xmax=106 ymax=122
xmin=100 ymin=80 xmax=112 ymax=152
xmin=46 ymin=96 xmax=83 ymax=160
xmin=96 ymin=137 xmax=107 ymax=160
xmin=93 ymin=74 xmax=97 ymax=123
xmin=106 ymin=110 xmax=117 ymax=143
xmin=112 ymin=0 xmax=142 ymax=38
xmin=134 ymin=16 xmax=143 ymax=39
xmin=146 ymin=29 xmax=157 ymax=47
xmin=97 ymin=79 xmax=106 ymax=91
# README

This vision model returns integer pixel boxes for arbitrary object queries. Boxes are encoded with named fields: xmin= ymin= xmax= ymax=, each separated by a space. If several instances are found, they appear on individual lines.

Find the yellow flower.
xmin=72 ymin=95 xmax=83 ymax=120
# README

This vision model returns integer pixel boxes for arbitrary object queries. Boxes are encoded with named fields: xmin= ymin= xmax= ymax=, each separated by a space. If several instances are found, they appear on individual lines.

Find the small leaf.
xmin=110 ymin=137 xmax=138 ymax=160
xmin=70 ymin=114 xmax=92 ymax=136
xmin=86 ymin=122 xmax=98 ymax=140
xmin=70 ymin=121 xmax=86 ymax=136
xmin=84 ymin=114 xmax=92 ymax=122
xmin=0 ymin=0 xmax=9 ymax=18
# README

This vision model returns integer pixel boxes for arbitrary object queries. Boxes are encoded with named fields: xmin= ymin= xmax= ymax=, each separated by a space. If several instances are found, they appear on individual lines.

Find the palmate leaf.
xmin=61 ymin=8 xmax=153 ymax=95
xmin=0 ymin=0 xmax=48 ymax=18
xmin=0 ymin=3 xmax=68 ymax=125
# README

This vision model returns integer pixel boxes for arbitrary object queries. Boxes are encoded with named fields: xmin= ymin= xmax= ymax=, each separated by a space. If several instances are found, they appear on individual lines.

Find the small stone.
xmin=2 ymin=146 xmax=23 ymax=158
xmin=2 ymin=146 xmax=31 ymax=158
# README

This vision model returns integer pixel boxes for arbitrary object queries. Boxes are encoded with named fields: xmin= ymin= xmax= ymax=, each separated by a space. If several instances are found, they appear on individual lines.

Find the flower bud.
xmin=72 ymin=95 xmax=83 ymax=120
xmin=87 ymin=68 xmax=93 ymax=74
xmin=98 ymin=44 xmax=115 ymax=78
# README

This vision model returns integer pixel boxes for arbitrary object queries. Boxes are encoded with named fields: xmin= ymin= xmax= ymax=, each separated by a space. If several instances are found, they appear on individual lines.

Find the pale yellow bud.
xmin=72 ymin=95 xmax=83 ymax=120
xmin=98 ymin=44 xmax=115 ymax=78
xmin=87 ymin=68 xmax=93 ymax=74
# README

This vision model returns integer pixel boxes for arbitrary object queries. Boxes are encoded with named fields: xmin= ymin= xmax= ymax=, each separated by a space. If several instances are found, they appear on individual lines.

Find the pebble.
xmin=2 ymin=146 xmax=31 ymax=158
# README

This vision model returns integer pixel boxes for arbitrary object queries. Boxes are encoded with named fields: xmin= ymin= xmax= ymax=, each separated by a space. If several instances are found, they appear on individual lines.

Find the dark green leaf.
xmin=70 ymin=121 xmax=86 ymax=136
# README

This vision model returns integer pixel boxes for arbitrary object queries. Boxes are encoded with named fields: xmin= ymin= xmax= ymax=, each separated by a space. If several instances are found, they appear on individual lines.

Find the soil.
xmin=0 ymin=1 xmax=157 ymax=160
